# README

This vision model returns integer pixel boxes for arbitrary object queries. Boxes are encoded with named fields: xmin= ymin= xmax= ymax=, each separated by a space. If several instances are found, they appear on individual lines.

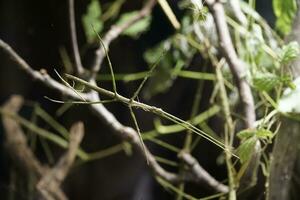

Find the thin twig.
xmin=0 ymin=38 xmax=228 ymax=193
xmin=128 ymin=106 xmax=149 ymax=163
xmin=206 ymin=0 xmax=256 ymax=129
xmin=68 ymin=0 xmax=85 ymax=76
xmin=1 ymin=95 xmax=68 ymax=200
xmin=0 ymin=39 xmax=92 ymax=100
xmin=131 ymin=50 xmax=165 ymax=101
xmin=157 ymin=0 xmax=180 ymax=30
xmin=179 ymin=152 xmax=229 ymax=193
xmin=2 ymin=95 xmax=45 ymax=176
xmin=66 ymin=74 xmax=229 ymax=152
xmin=90 ymin=0 xmax=156 ymax=78
xmin=228 ymin=0 xmax=247 ymax=26
xmin=206 ymin=0 xmax=260 ymax=194
xmin=215 ymin=60 xmax=236 ymax=199
xmin=37 ymin=122 xmax=84 ymax=200
xmin=93 ymin=30 xmax=117 ymax=94
xmin=177 ymin=77 xmax=204 ymax=200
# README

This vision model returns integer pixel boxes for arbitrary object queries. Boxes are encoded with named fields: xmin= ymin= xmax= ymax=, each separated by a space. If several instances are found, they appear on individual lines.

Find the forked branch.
xmin=90 ymin=0 xmax=156 ymax=78
xmin=0 ymin=38 xmax=229 ymax=193
xmin=1 ymin=95 xmax=84 ymax=200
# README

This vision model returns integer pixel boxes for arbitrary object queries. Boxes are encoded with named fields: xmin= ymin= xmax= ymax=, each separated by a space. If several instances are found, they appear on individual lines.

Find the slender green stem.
xmin=1 ymin=107 xmax=130 ymax=164
xmin=39 ymin=136 xmax=55 ymax=164
xmin=131 ymin=51 xmax=165 ymax=100
xmin=183 ymin=81 xmax=204 ymax=150
xmin=148 ymin=137 xmax=180 ymax=153
xmin=87 ymin=144 xmax=124 ymax=161
xmin=128 ymin=106 xmax=149 ymax=163
xmin=215 ymin=61 xmax=236 ymax=200
xmin=97 ymin=70 xmax=216 ymax=82
xmin=157 ymin=177 xmax=198 ymax=200
xmin=157 ymin=0 xmax=180 ymax=30
xmin=177 ymin=80 xmax=204 ymax=200
xmin=0 ymin=108 xmax=89 ymax=160
xmin=93 ymin=27 xmax=117 ymax=94
xmin=153 ymin=105 xmax=221 ymax=135
xmin=154 ymin=156 xmax=178 ymax=167
xmin=54 ymin=69 xmax=86 ymax=101
xmin=35 ymin=105 xmax=70 ymax=139
xmin=45 ymin=96 xmax=117 ymax=105
xmin=27 ymin=103 xmax=39 ymax=150
xmin=56 ymin=103 xmax=73 ymax=116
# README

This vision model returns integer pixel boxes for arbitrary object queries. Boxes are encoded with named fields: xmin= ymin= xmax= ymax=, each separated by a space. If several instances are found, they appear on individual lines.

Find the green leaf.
xmin=252 ymin=72 xmax=281 ymax=91
xmin=142 ymin=34 xmax=196 ymax=98
xmin=82 ymin=0 xmax=103 ymax=43
xmin=281 ymin=75 xmax=296 ymax=90
xmin=279 ymin=77 xmax=300 ymax=113
xmin=122 ymin=141 xmax=132 ymax=156
xmin=144 ymin=43 xmax=167 ymax=63
xmin=116 ymin=11 xmax=152 ymax=39
xmin=237 ymin=129 xmax=256 ymax=139
xmin=238 ymin=129 xmax=273 ymax=141
xmin=256 ymin=129 xmax=273 ymax=139
xmin=279 ymin=41 xmax=300 ymax=64
xmin=273 ymin=0 xmax=297 ymax=35
xmin=101 ymin=0 xmax=125 ymax=22
xmin=142 ymin=41 xmax=177 ymax=99
xmin=237 ymin=136 xmax=257 ymax=163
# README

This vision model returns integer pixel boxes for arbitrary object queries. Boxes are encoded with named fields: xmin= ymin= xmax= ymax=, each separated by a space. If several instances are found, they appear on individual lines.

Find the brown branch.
xmin=1 ymin=95 xmax=67 ymax=200
xmin=206 ymin=0 xmax=256 ymax=129
xmin=68 ymin=0 xmax=85 ymax=76
xmin=0 ymin=34 xmax=227 ymax=193
xmin=0 ymin=39 xmax=91 ymax=100
xmin=88 ymin=90 xmax=228 ymax=192
xmin=228 ymin=0 xmax=247 ymax=26
xmin=2 ymin=95 xmax=45 ymax=176
xmin=206 ymin=0 xmax=260 ymax=193
xmin=90 ymin=0 xmax=156 ymax=78
xmin=37 ymin=122 xmax=84 ymax=200
xmin=2 ymin=96 xmax=84 ymax=200
xmin=179 ymin=152 xmax=229 ymax=193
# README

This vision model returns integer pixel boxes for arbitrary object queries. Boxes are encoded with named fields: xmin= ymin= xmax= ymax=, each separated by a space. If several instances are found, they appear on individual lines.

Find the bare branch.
xmin=37 ymin=122 xmax=84 ymax=200
xmin=0 ymin=39 xmax=91 ymax=100
xmin=227 ymin=0 xmax=247 ymax=26
xmin=0 ymin=39 xmax=228 ymax=194
xmin=206 ymin=0 xmax=256 ymax=129
xmin=90 ymin=0 xmax=156 ymax=78
xmin=206 ymin=0 xmax=260 ymax=193
xmin=2 ymin=95 xmax=45 ymax=176
xmin=1 ymin=95 xmax=67 ymax=200
xmin=68 ymin=0 xmax=85 ymax=76
xmin=179 ymin=152 xmax=229 ymax=193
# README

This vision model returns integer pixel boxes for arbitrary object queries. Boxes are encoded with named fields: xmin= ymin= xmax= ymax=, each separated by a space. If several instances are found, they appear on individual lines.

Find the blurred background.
xmin=0 ymin=0 xmax=275 ymax=199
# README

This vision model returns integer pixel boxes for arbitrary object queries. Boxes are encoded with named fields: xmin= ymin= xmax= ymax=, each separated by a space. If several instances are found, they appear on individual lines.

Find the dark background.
xmin=0 ymin=0 xmax=275 ymax=199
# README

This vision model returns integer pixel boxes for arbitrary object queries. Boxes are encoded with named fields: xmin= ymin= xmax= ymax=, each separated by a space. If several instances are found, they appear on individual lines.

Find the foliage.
xmin=81 ymin=1 xmax=300 ymax=198
xmin=2 ymin=0 xmax=300 ymax=199
xmin=273 ymin=0 xmax=297 ymax=35
xmin=82 ymin=0 xmax=103 ymax=43
xmin=116 ymin=11 xmax=152 ymax=38
xmin=279 ymin=41 xmax=300 ymax=64
xmin=237 ymin=129 xmax=273 ymax=163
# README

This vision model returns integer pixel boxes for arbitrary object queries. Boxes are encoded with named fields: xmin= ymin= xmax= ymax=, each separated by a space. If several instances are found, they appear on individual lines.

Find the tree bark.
xmin=269 ymin=1 xmax=300 ymax=199
xmin=269 ymin=118 xmax=300 ymax=200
